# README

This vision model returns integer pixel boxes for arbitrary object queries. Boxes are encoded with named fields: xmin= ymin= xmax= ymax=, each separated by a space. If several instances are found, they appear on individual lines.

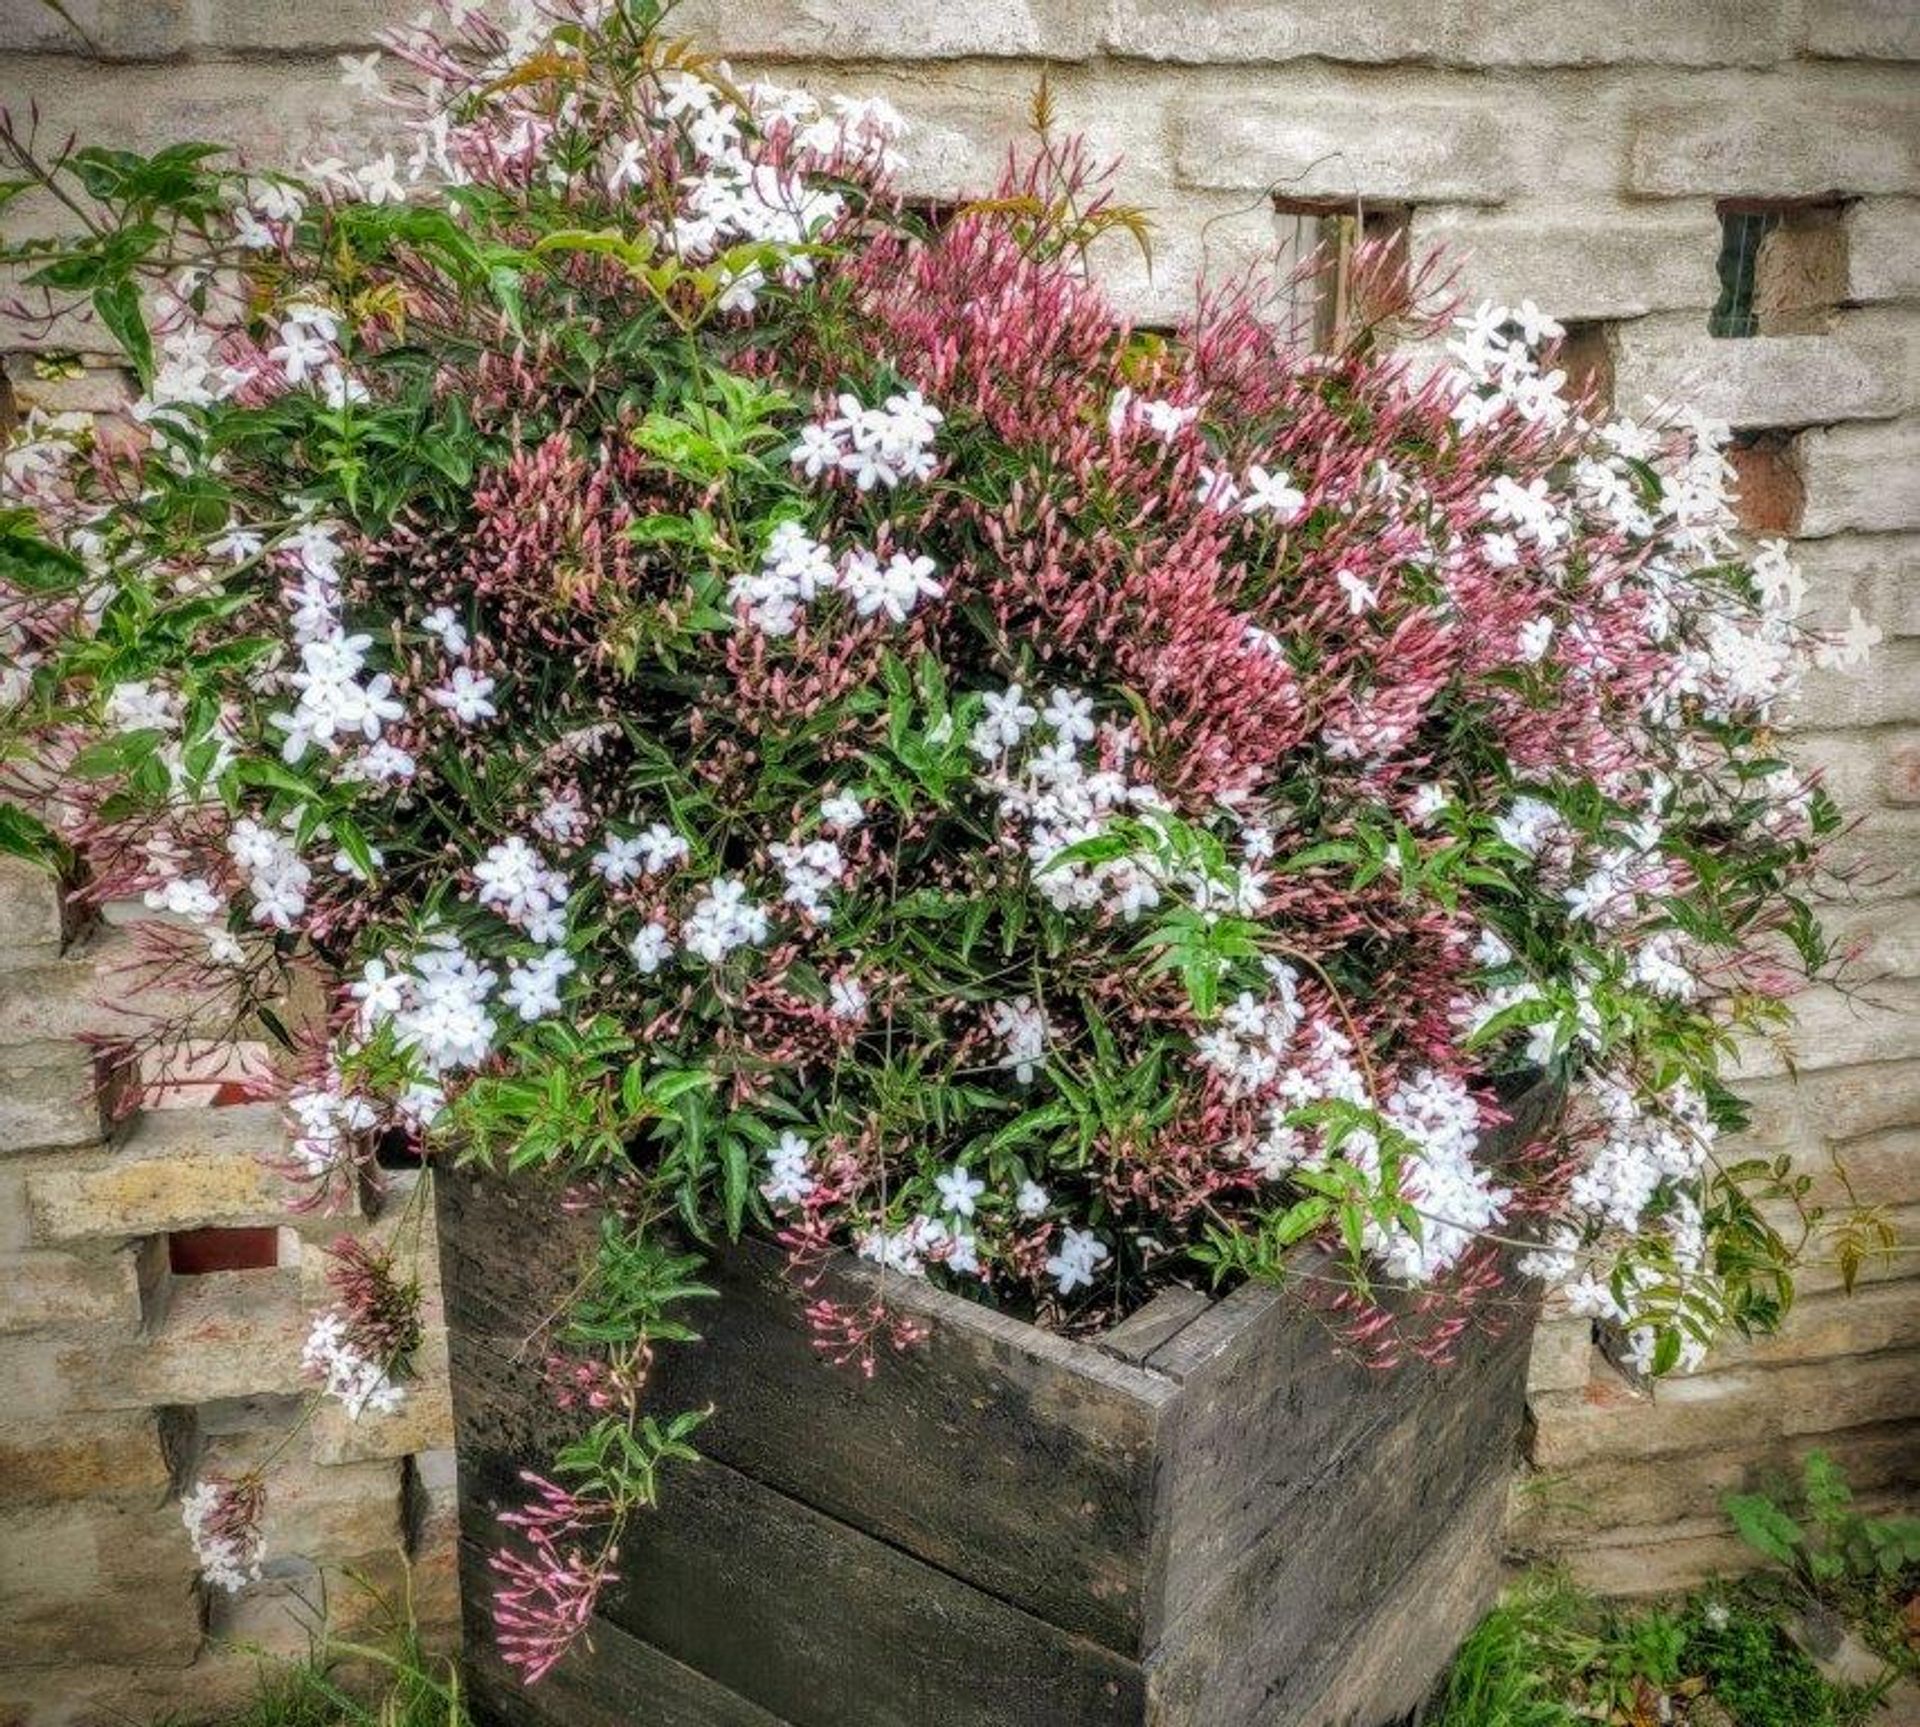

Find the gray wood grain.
xmin=644 ymin=1236 xmax=1176 ymax=1653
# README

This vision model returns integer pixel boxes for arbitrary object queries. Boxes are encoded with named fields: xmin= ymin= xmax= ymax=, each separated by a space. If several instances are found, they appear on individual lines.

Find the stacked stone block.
xmin=0 ymin=861 xmax=460 ymax=1726
xmin=0 ymin=0 xmax=1915 ymax=1710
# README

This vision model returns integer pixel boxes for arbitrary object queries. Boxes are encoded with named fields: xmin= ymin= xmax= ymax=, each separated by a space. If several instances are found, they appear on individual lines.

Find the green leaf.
xmin=0 ymin=802 xmax=61 ymax=868
xmin=91 ymin=278 xmax=153 ymax=387
xmin=0 ymin=511 xmax=89 ymax=594
xmin=1723 ymin=1492 xmax=1803 ymax=1568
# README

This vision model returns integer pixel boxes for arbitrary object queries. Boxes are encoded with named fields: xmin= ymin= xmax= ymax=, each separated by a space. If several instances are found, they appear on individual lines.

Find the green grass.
xmin=1430 ymin=1569 xmax=1895 ymax=1727
xmin=176 ymin=1570 xmax=472 ymax=1727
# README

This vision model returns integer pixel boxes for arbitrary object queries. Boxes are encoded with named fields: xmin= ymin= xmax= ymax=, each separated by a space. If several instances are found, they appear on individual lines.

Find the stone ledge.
xmin=0 ymin=1040 xmax=109 ymax=1158
xmin=0 ymin=1498 xmax=203 ymax=1670
xmin=1170 ymin=89 xmax=1517 ymax=203
xmin=0 ymin=856 xmax=72 ymax=970
xmin=1800 ymin=418 xmax=1920 ymax=537
xmin=1529 ymin=1346 xmax=1920 ymax=1469
xmin=1514 ymin=1420 xmax=1920 ymax=1545
xmin=676 ymin=0 xmax=1103 ymax=62
xmin=0 ymin=1410 xmax=174 ymax=1509
xmin=24 ymin=1104 xmax=311 ymax=1246
xmin=1409 ymin=207 xmax=1720 ymax=322
xmin=1628 ymin=91 xmax=1920 ymax=199
xmin=1609 ymin=315 xmax=1912 ymax=431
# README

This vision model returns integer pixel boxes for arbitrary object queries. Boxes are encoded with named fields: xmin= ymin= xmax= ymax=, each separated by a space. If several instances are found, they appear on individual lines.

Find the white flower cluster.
xmin=1043 ymin=1225 xmax=1110 ymax=1295
xmin=618 ymin=75 xmax=902 ymax=311
xmin=179 ymin=1482 xmax=263 ymax=1594
xmin=1446 ymin=301 xmax=1570 ymax=432
xmin=681 ymin=876 xmax=770 ymax=962
xmin=730 ymin=520 xmax=944 ymax=636
xmin=1196 ymin=964 xmax=1306 ymax=1100
xmin=592 ymin=823 xmax=689 ymax=883
xmin=1369 ymin=1070 xmax=1513 ymax=1283
xmin=762 ymin=1130 xmax=816 ymax=1209
xmin=227 ymin=816 xmax=313 ymax=931
xmin=353 ymin=933 xmax=500 ymax=1075
xmin=856 ymin=1211 xmax=950 ymax=1279
xmin=1107 ymin=388 xmax=1197 ymax=441
xmin=473 ymin=836 xmax=571 ymax=943
xmin=988 ymin=996 xmax=1051 ymax=1085
xmin=970 ymin=684 xmax=1185 ymax=920
xmin=286 ymin=1072 xmax=378 ymax=1179
xmin=770 ymin=837 xmax=847 ymax=924
xmin=791 ymin=388 xmax=942 ymax=491
xmin=301 ymin=1310 xmax=406 ymax=1419
xmin=502 ymin=947 xmax=577 ymax=1022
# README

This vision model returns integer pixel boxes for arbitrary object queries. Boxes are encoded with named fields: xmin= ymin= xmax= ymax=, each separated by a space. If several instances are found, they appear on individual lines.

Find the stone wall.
xmin=1 ymin=0 xmax=1916 ymax=1718
xmin=0 ymin=856 xmax=462 ymax=1725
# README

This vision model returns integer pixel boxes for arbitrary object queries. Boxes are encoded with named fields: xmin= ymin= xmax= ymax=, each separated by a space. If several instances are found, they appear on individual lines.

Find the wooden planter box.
xmin=439 ymin=1079 xmax=1558 ymax=1727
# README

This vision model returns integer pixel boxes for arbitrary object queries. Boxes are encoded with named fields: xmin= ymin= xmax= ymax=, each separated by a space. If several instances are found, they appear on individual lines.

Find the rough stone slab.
xmin=1815 ymin=895 xmax=1920 ymax=983
xmin=197 ymin=1430 xmax=405 ymax=1560
xmin=1794 ymin=639 xmax=1920 ymax=729
xmin=0 ymin=1499 xmax=202 ymax=1669
xmin=0 ymin=856 xmax=71 ymax=969
xmin=1455 ymin=0 xmax=1794 ymax=66
xmin=1741 ymin=1056 xmax=1920 ymax=1154
xmin=1792 ymin=531 xmax=1920 ymax=637
xmin=0 ymin=1410 xmax=172 ymax=1508
xmin=1100 ymin=194 xmax=1281 ymax=331
xmin=677 ymin=0 xmax=1102 ymax=61
xmin=310 ymin=1324 xmax=455 ymax=1465
xmin=1679 ymin=1283 xmax=1920 ymax=1370
xmin=0 ymin=1242 xmax=142 ymax=1334
xmin=197 ymin=0 xmax=423 ymax=53
xmin=0 ymin=1040 xmax=108 ymax=1156
xmin=1528 ymin=1310 xmax=1600 ymax=1395
xmin=21 ymin=1266 xmax=311 ymax=1412
xmin=1847 ymin=199 xmax=1920 ymax=302
xmin=1514 ymin=1420 xmax=1920 ymax=1542
xmin=1792 ymin=1121 xmax=1920 ymax=1205
xmin=1609 ymin=316 xmax=1911 ymax=430
xmin=1821 ymin=808 xmax=1920 ymax=903
xmin=0 ymin=1650 xmax=267 ymax=1726
xmin=1554 ymin=1488 xmax=1920 ymax=1595
xmin=0 ymin=929 xmax=228 ymax=1049
xmin=1410 ymin=207 xmax=1719 ymax=322
xmin=24 ymin=1104 xmax=300 ymax=1244
xmin=1727 ymin=975 xmax=1920 ymax=1080
xmin=1628 ymin=91 xmax=1920 ymax=197
xmin=1171 ymin=89 xmax=1517 ymax=202
xmin=1804 ymin=0 xmax=1920 ymax=61
xmin=0 ymin=53 xmax=389 ymax=173
xmin=1529 ymin=1346 xmax=1920 ymax=1469
xmin=1800 ymin=418 xmax=1920 ymax=536
xmin=1103 ymin=0 xmax=1457 ymax=64
xmin=0 ymin=0 xmax=193 ymax=58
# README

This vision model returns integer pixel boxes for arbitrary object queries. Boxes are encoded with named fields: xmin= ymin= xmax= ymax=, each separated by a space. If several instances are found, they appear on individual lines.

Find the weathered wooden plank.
xmin=1144 ymin=1318 xmax=1532 ymax=1725
xmin=1096 ymin=1286 xmax=1212 ymax=1367
xmin=441 ymin=1169 xmax=1178 ymax=1654
xmin=1139 ymin=1084 xmax=1555 ymax=1646
xmin=604 ymin=1231 xmax=1178 ymax=1654
xmin=1285 ymin=1471 xmax=1510 ymax=1727
xmin=593 ymin=1451 xmax=1145 ymax=1727
xmin=462 ymin=1542 xmax=791 ymax=1727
